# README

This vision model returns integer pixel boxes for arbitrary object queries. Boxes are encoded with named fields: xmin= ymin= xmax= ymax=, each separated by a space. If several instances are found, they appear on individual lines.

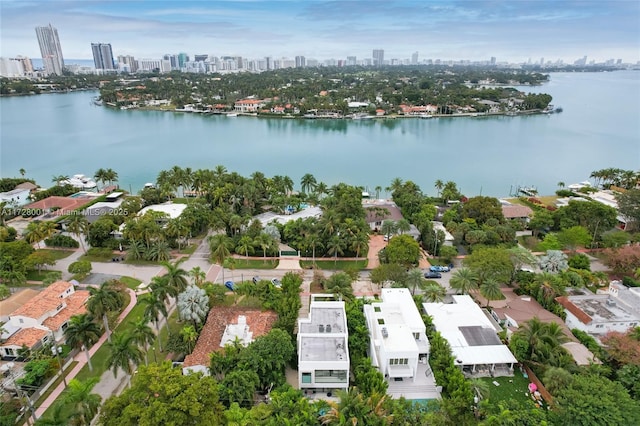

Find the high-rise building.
xmin=265 ymin=56 xmax=273 ymax=70
xmin=372 ymin=49 xmax=384 ymax=67
xmin=178 ymin=53 xmax=189 ymax=68
xmin=91 ymin=43 xmax=115 ymax=70
xmin=117 ymin=55 xmax=137 ymax=72
xmin=295 ymin=56 xmax=306 ymax=68
xmin=346 ymin=56 xmax=357 ymax=66
xmin=194 ymin=54 xmax=208 ymax=62
xmin=490 ymin=56 xmax=496 ymax=65
xmin=35 ymin=24 xmax=65 ymax=75
xmin=411 ymin=51 xmax=419 ymax=64
xmin=163 ymin=54 xmax=180 ymax=70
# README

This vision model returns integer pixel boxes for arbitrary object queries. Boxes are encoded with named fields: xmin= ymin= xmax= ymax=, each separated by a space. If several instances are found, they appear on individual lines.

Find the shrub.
xmin=44 ymin=234 xmax=79 ymax=248
xmin=68 ymin=260 xmax=92 ymax=275
xmin=568 ymin=254 xmax=591 ymax=270
xmin=622 ymin=276 xmax=640 ymax=288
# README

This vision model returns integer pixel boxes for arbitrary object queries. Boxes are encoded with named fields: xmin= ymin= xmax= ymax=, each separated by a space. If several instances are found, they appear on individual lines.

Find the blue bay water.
xmin=1 ymin=71 xmax=639 ymax=197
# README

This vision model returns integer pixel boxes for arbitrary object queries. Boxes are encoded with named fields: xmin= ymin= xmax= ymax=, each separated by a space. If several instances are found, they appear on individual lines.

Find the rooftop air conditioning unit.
xmin=381 ymin=327 xmax=388 ymax=338
xmin=319 ymin=324 xmax=325 ymax=333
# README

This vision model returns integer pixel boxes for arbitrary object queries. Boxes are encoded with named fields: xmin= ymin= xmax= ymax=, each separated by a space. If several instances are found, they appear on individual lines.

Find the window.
xmin=5 ymin=348 xmax=14 ymax=356
xmin=377 ymin=319 xmax=385 ymax=325
xmin=302 ymin=373 xmax=312 ymax=384
xmin=389 ymin=358 xmax=408 ymax=366
xmin=595 ymin=324 xmax=603 ymax=329
xmin=314 ymin=370 xmax=347 ymax=383
xmin=19 ymin=319 xmax=23 ymax=324
xmin=374 ymin=306 xmax=381 ymax=312
xmin=61 ymin=322 xmax=69 ymax=331
xmin=413 ymin=332 xmax=420 ymax=340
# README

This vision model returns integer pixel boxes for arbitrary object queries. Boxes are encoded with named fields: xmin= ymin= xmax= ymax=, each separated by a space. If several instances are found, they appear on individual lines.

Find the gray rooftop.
xmin=571 ymin=296 xmax=640 ymax=323
xmin=459 ymin=326 xmax=502 ymax=346
xmin=300 ymin=336 xmax=348 ymax=362
xmin=299 ymin=307 xmax=346 ymax=334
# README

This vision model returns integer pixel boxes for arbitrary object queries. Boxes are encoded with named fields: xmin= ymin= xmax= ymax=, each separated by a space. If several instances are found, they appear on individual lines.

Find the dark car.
xmin=224 ymin=281 xmax=235 ymax=291
xmin=424 ymin=271 xmax=442 ymax=279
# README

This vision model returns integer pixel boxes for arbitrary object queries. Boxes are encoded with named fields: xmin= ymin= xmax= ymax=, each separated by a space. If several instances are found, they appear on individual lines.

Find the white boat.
xmin=226 ymin=113 xmax=238 ymax=117
xmin=419 ymin=114 xmax=434 ymax=119
xmin=60 ymin=174 xmax=97 ymax=189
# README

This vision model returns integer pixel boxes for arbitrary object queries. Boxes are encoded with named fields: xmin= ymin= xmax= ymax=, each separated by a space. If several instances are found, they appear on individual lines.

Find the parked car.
xmin=383 ymin=234 xmax=393 ymax=242
xmin=271 ymin=278 xmax=282 ymax=288
xmin=430 ymin=265 xmax=450 ymax=273
xmin=224 ymin=281 xmax=235 ymax=291
xmin=252 ymin=276 xmax=261 ymax=284
xmin=424 ymin=271 xmax=442 ymax=279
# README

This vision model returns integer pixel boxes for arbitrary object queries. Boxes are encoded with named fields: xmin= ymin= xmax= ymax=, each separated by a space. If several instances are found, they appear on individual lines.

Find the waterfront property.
xmin=0 ymin=281 xmax=89 ymax=359
xmin=423 ymin=295 xmax=517 ymax=378
xmin=0 ymin=187 xmax=31 ymax=207
xmin=297 ymin=295 xmax=349 ymax=394
xmin=363 ymin=200 xmax=420 ymax=240
xmin=363 ymin=288 xmax=439 ymax=399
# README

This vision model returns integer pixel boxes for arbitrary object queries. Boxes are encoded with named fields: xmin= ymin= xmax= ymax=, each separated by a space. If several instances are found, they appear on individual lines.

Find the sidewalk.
xmin=35 ymin=288 xmax=138 ymax=418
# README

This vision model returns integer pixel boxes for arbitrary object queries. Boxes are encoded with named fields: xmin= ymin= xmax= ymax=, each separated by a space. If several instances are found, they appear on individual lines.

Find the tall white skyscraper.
xmin=411 ymin=51 xmax=419 ymax=64
xmin=91 ymin=43 xmax=115 ymax=70
xmin=35 ymin=24 xmax=64 ymax=75
xmin=372 ymin=49 xmax=384 ymax=67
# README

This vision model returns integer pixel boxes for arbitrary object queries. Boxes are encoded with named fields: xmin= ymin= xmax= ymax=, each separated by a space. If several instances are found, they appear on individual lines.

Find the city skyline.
xmin=1 ymin=1 xmax=639 ymax=63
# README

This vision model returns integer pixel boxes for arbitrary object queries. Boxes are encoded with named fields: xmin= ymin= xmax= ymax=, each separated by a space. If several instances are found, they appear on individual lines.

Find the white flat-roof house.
xmin=556 ymin=281 xmax=640 ymax=336
xmin=424 ymin=295 xmax=517 ymax=378
xmin=0 ymin=188 xmax=31 ymax=207
xmin=297 ymin=295 xmax=349 ymax=394
xmin=364 ymin=288 xmax=439 ymax=399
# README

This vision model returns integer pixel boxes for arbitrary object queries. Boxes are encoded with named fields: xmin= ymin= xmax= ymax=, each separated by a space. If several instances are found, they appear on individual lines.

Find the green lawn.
xmin=478 ymin=372 xmax=533 ymax=405
xmin=43 ymin=249 xmax=76 ymax=260
xmin=300 ymin=259 xmax=368 ymax=270
xmin=80 ymin=249 xmax=115 ymax=262
xmin=145 ymin=309 xmax=183 ymax=364
xmin=25 ymin=269 xmax=62 ymax=281
xmin=179 ymin=244 xmax=197 ymax=255
xmin=119 ymin=276 xmax=142 ymax=290
xmin=233 ymin=259 xmax=279 ymax=269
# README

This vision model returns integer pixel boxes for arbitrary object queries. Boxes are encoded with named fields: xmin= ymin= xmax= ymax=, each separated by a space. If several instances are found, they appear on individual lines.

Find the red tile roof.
xmin=11 ymin=281 xmax=75 ymax=320
xmin=556 ymin=296 xmax=593 ymax=325
xmin=2 ymin=328 xmax=48 ymax=348
xmin=183 ymin=307 xmax=277 ymax=368
xmin=42 ymin=290 xmax=89 ymax=330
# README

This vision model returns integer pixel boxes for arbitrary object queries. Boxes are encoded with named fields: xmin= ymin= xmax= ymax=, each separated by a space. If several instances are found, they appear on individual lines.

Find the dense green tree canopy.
xmin=99 ymin=362 xmax=225 ymax=426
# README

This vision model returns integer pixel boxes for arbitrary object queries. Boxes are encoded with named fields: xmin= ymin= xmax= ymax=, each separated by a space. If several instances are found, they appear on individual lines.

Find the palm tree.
xmin=189 ymin=266 xmax=206 ymax=287
xmin=300 ymin=173 xmax=317 ymax=194
xmin=93 ymin=168 xmax=107 ymax=189
xmin=130 ymin=318 xmax=155 ymax=365
xmin=434 ymin=179 xmax=444 ymax=197
xmin=422 ymin=282 xmax=446 ymax=302
xmin=326 ymin=234 xmax=344 ymax=267
xmin=19 ymin=168 xmax=26 ymax=177
xmin=86 ymin=281 xmax=122 ymax=343
xmin=64 ymin=314 xmax=101 ymax=372
xmin=396 ymin=218 xmax=410 ymax=235
xmin=469 ymin=378 xmax=491 ymax=401
xmin=235 ymin=236 xmax=255 ymax=264
xmin=141 ymin=293 xmax=167 ymax=352
xmin=380 ymin=220 xmax=397 ymax=240
xmin=52 ymin=175 xmax=69 ymax=186
xmin=350 ymin=233 xmax=369 ymax=259
xmin=374 ymin=185 xmax=382 ymax=200
xmin=449 ymin=267 xmax=479 ymax=295
xmin=479 ymin=277 xmax=503 ymax=307
xmin=557 ymin=181 xmax=565 ymax=189
xmin=209 ymin=234 xmax=233 ymax=281
xmin=66 ymin=214 xmax=89 ymax=254
xmin=60 ymin=378 xmax=101 ymax=426
xmin=177 ymin=285 xmax=210 ymax=328
xmin=406 ymin=268 xmax=425 ymax=296
xmin=105 ymin=332 xmax=143 ymax=386
xmin=254 ymin=233 xmax=273 ymax=265
xmin=160 ymin=258 xmax=189 ymax=295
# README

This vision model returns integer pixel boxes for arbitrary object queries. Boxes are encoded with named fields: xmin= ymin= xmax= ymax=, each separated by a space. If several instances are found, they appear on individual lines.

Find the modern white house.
xmin=423 ymin=295 xmax=517 ymax=377
xmin=556 ymin=281 xmax=640 ymax=336
xmin=363 ymin=288 xmax=439 ymax=399
xmin=0 ymin=281 xmax=89 ymax=359
xmin=0 ymin=188 xmax=31 ymax=207
xmin=297 ymin=295 xmax=349 ymax=394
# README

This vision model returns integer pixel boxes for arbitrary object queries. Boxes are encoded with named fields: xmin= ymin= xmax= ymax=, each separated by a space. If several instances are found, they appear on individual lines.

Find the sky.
xmin=1 ymin=0 xmax=639 ymax=64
